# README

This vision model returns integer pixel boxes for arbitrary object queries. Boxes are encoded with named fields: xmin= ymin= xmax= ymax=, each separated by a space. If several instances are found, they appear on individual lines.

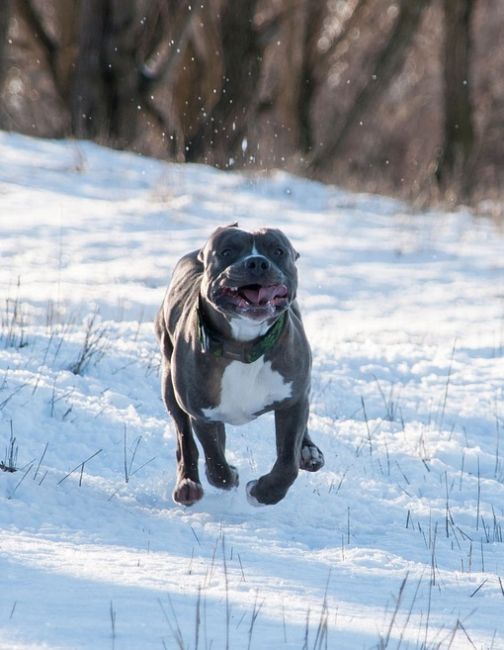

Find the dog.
xmin=155 ymin=224 xmax=324 ymax=506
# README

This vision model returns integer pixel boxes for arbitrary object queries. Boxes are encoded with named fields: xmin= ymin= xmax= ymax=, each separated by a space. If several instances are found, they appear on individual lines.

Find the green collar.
xmin=198 ymin=310 xmax=287 ymax=364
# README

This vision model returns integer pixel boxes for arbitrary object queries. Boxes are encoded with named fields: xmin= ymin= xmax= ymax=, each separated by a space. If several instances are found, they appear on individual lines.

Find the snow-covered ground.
xmin=0 ymin=131 xmax=503 ymax=650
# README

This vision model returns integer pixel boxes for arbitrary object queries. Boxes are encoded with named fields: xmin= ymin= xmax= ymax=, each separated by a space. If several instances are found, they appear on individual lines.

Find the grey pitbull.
xmin=155 ymin=224 xmax=324 ymax=506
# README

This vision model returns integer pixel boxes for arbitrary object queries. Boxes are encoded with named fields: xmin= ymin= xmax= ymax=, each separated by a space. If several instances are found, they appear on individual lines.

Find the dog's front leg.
xmin=192 ymin=418 xmax=239 ymax=489
xmin=246 ymin=398 xmax=308 ymax=505
xmin=161 ymin=367 xmax=203 ymax=506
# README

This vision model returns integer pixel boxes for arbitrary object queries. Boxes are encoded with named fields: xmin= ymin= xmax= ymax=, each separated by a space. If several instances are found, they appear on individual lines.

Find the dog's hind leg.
xmin=192 ymin=419 xmax=239 ymax=490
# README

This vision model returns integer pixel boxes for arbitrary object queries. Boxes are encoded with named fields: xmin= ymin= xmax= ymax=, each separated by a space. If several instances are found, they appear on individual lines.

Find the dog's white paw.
xmin=246 ymin=480 xmax=265 ymax=507
xmin=173 ymin=478 xmax=204 ymax=506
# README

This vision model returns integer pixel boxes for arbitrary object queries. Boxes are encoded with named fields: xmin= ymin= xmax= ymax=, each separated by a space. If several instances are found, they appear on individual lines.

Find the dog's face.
xmin=199 ymin=225 xmax=299 ymax=322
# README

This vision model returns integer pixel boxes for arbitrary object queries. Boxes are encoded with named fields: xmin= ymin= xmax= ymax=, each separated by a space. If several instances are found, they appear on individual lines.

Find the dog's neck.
xmin=197 ymin=309 xmax=287 ymax=364
xmin=198 ymin=297 xmax=273 ymax=343
xmin=197 ymin=298 xmax=287 ymax=363
xmin=229 ymin=315 xmax=272 ymax=341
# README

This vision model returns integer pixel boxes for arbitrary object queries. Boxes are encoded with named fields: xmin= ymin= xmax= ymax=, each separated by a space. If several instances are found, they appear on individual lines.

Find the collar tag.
xmin=225 ymin=348 xmax=247 ymax=362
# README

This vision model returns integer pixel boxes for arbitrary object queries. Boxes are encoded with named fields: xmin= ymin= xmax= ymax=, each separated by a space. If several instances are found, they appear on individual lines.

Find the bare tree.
xmin=297 ymin=0 xmax=371 ymax=156
xmin=310 ymin=1 xmax=430 ymax=169
xmin=435 ymin=0 xmax=475 ymax=197
xmin=0 ymin=0 xmax=13 ymax=106
xmin=71 ymin=0 xmax=109 ymax=138
xmin=187 ymin=0 xmax=261 ymax=163
xmin=296 ymin=0 xmax=326 ymax=154
xmin=104 ymin=0 xmax=145 ymax=147
xmin=15 ymin=0 xmax=64 ymax=100
xmin=73 ymin=0 xmax=201 ymax=154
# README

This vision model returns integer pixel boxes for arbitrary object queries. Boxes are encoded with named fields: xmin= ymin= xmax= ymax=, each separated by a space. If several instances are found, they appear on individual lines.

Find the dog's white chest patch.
xmin=203 ymin=358 xmax=292 ymax=425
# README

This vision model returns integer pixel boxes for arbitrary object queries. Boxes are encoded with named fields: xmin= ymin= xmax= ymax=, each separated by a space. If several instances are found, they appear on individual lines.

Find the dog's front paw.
xmin=300 ymin=444 xmax=325 ymax=472
xmin=245 ymin=480 xmax=266 ymax=507
xmin=206 ymin=464 xmax=239 ymax=490
xmin=173 ymin=478 xmax=204 ymax=506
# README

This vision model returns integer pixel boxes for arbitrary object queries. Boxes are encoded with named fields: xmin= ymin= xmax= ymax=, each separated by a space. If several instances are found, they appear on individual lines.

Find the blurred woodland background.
xmin=0 ymin=0 xmax=503 ymax=209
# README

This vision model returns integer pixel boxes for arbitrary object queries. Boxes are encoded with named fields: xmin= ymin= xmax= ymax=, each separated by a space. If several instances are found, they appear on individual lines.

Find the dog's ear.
xmin=294 ymin=250 xmax=300 ymax=261
xmin=198 ymin=223 xmax=239 ymax=262
xmin=213 ymin=222 xmax=239 ymax=233
xmin=210 ymin=222 xmax=239 ymax=238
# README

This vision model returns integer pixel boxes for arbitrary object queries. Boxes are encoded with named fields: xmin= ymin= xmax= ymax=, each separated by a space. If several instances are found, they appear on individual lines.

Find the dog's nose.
xmin=244 ymin=255 xmax=271 ymax=274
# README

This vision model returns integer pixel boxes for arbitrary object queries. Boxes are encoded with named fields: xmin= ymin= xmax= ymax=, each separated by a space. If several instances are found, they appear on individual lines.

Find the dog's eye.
xmin=220 ymin=248 xmax=232 ymax=258
xmin=274 ymin=247 xmax=285 ymax=257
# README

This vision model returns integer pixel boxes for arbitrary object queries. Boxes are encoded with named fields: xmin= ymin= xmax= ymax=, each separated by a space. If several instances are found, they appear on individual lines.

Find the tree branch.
xmin=139 ymin=0 xmax=196 ymax=85
xmin=310 ymin=0 xmax=430 ymax=169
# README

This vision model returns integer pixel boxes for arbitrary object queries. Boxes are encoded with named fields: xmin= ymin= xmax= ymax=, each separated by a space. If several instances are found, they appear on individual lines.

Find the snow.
xmin=0 ymin=130 xmax=503 ymax=649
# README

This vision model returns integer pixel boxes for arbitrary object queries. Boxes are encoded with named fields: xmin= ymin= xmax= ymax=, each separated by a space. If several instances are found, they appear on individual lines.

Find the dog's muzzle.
xmin=211 ymin=255 xmax=290 ymax=320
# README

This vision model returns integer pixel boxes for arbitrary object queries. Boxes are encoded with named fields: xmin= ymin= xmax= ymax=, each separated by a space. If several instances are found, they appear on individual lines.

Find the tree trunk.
xmin=435 ymin=0 xmax=475 ymax=197
xmin=53 ymin=0 xmax=79 ymax=104
xmin=188 ymin=0 xmax=261 ymax=162
xmin=296 ymin=0 xmax=325 ymax=154
xmin=15 ymin=0 xmax=65 ymax=98
xmin=310 ymin=0 xmax=430 ymax=169
xmin=72 ymin=0 xmax=109 ymax=139
xmin=105 ymin=0 xmax=142 ymax=148
xmin=0 ymin=0 xmax=12 ymax=100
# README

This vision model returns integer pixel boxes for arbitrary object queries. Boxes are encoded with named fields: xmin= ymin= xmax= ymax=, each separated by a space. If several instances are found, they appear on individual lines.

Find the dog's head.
xmin=199 ymin=224 xmax=299 ymax=323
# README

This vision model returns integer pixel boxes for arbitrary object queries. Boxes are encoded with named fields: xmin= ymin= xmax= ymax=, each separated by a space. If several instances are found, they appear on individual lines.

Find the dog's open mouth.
xmin=217 ymin=283 xmax=289 ymax=314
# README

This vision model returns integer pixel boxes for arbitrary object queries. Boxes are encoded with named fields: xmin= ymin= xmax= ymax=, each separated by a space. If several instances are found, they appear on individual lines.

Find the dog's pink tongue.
xmin=241 ymin=285 xmax=287 ymax=305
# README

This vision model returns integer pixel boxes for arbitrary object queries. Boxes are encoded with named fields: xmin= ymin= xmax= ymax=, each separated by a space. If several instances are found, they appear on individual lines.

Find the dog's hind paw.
xmin=173 ymin=478 xmax=204 ymax=506
xmin=300 ymin=444 xmax=325 ymax=472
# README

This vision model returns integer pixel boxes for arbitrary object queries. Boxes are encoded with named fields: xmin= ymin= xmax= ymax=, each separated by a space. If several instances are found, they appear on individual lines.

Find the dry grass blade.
xmin=379 ymin=572 xmax=408 ymax=649
xmin=158 ymin=596 xmax=186 ymax=649
xmin=57 ymin=449 xmax=103 ymax=485
xmin=68 ymin=311 xmax=109 ymax=375
xmin=0 ymin=421 xmax=18 ymax=472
